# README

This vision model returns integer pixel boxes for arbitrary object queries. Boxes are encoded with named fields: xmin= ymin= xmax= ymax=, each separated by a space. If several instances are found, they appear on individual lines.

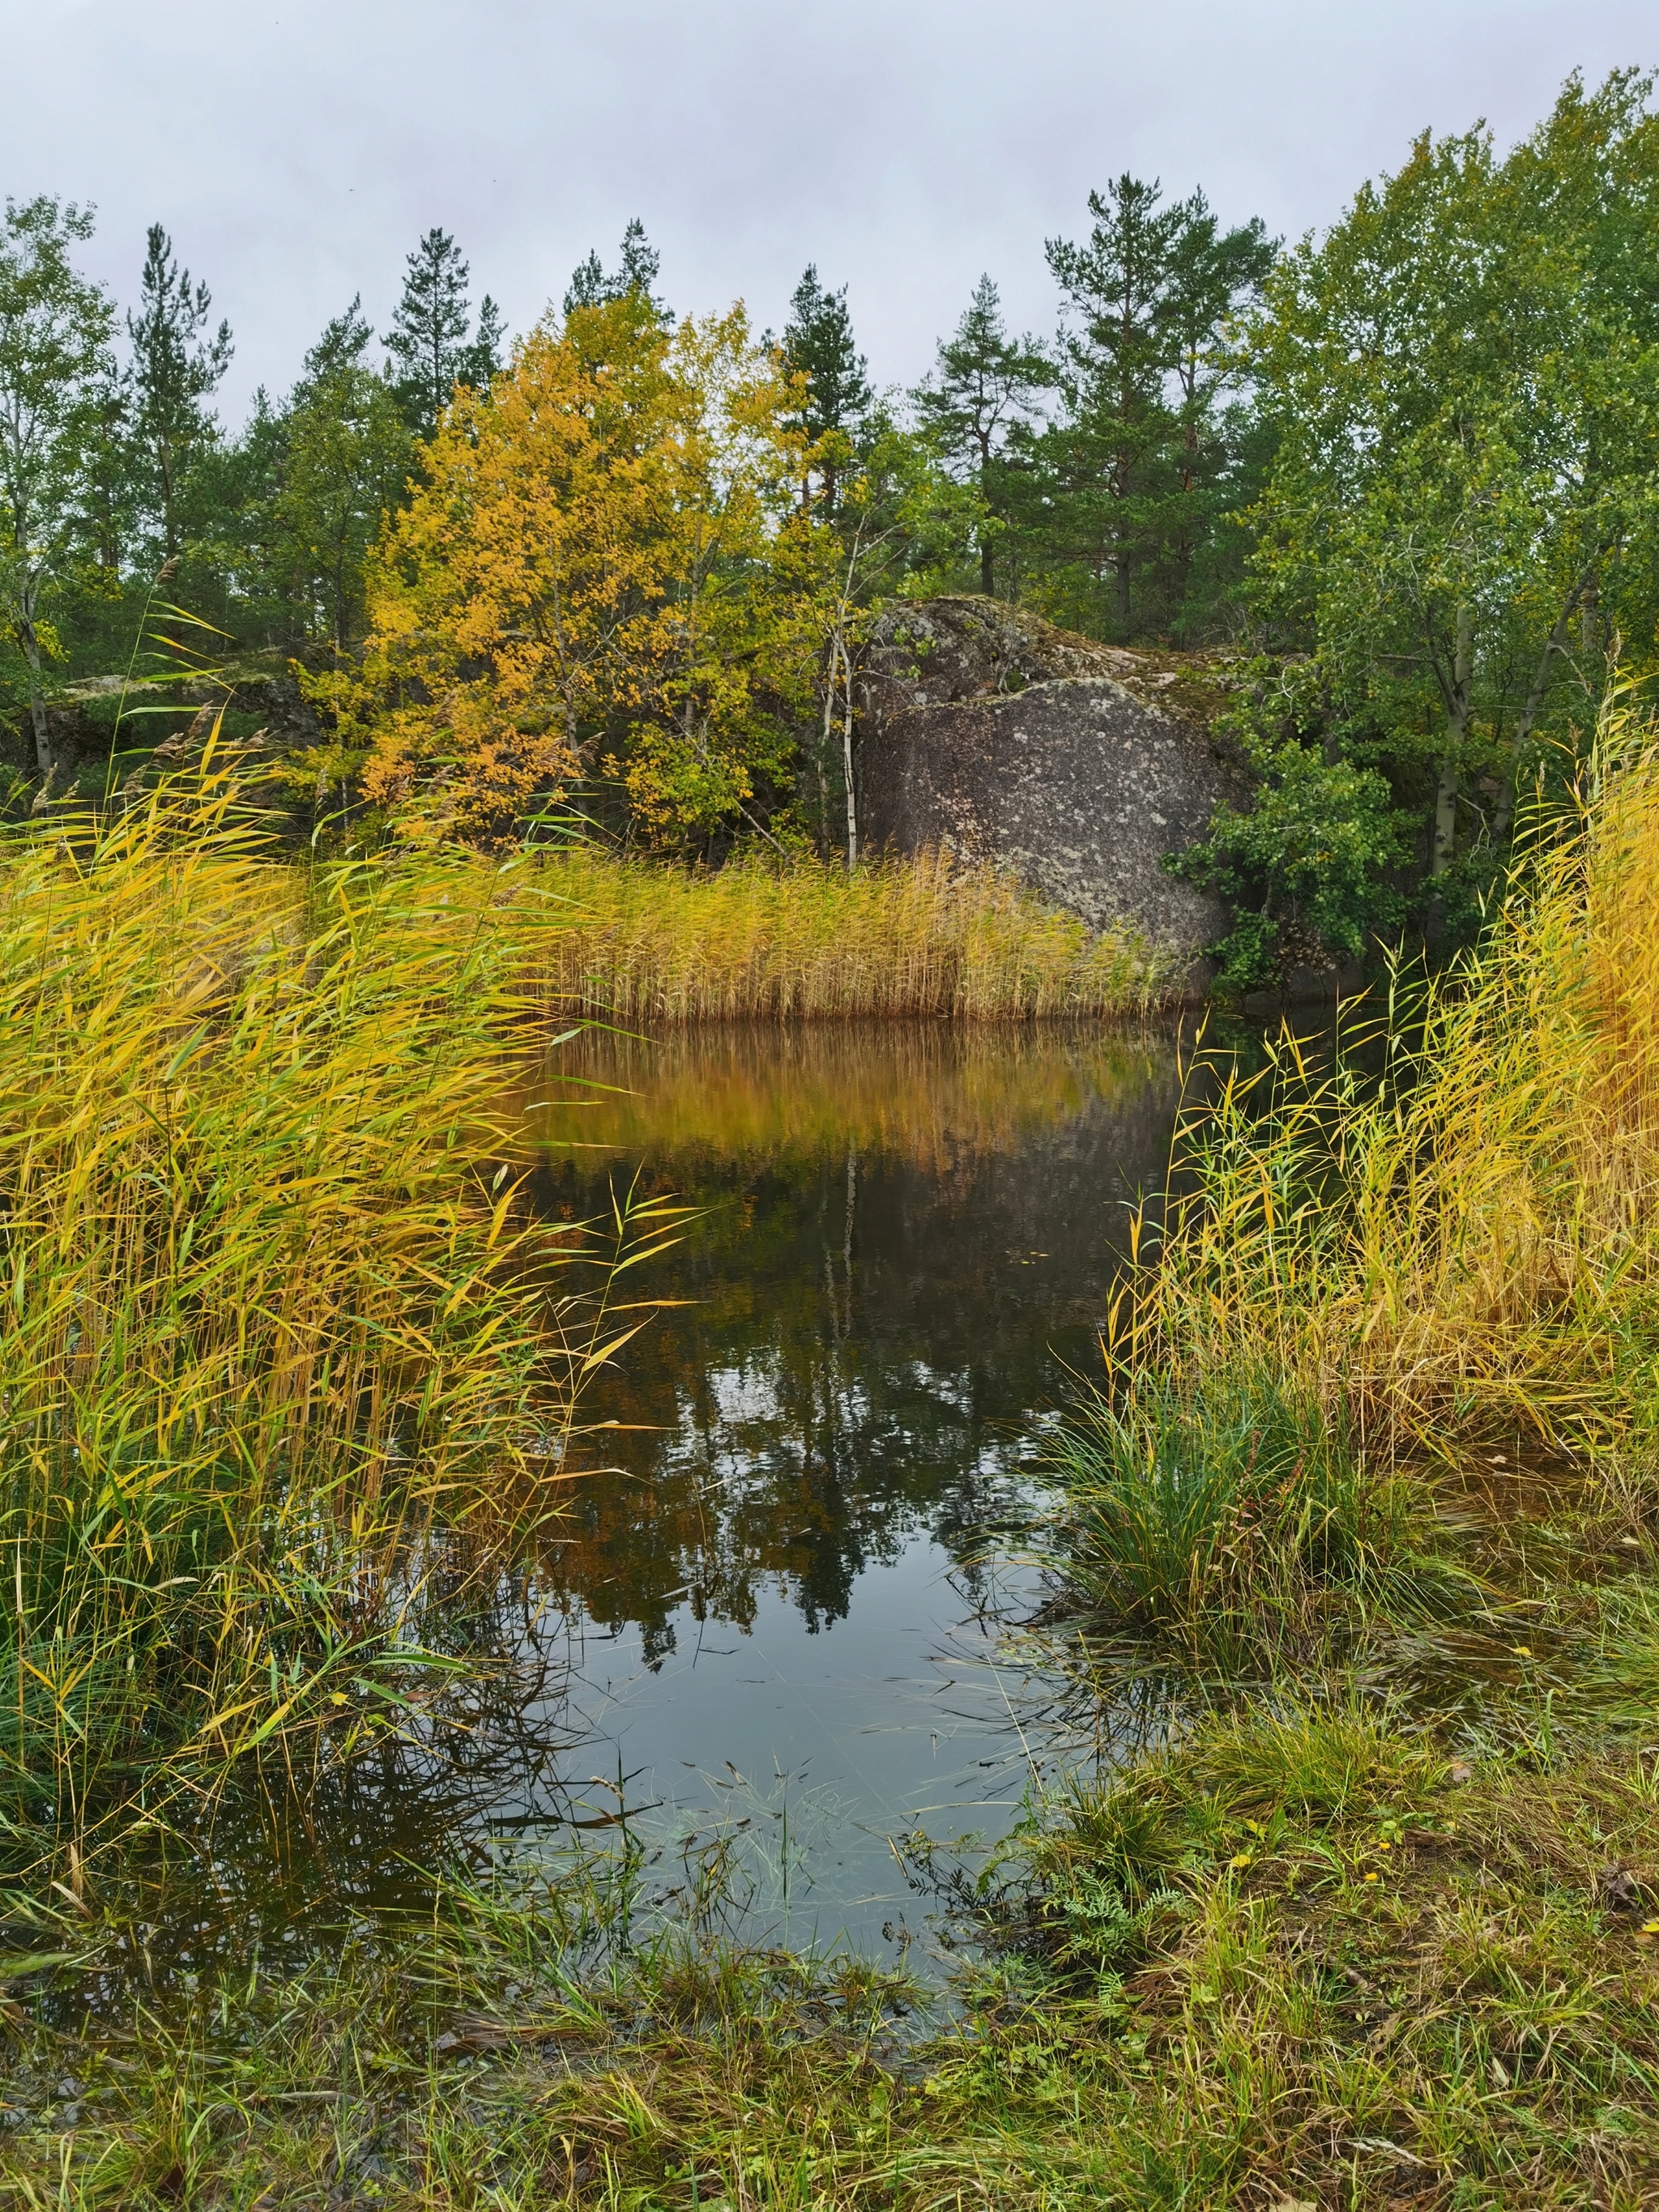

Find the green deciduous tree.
xmin=0 ymin=195 xmax=114 ymax=775
xmin=1169 ymin=659 xmax=1411 ymax=992
xmin=1246 ymin=68 xmax=1659 ymax=942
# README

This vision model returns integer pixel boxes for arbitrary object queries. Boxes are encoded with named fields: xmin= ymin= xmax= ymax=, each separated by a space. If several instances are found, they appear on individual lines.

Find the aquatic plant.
xmin=1043 ymin=1366 xmax=1442 ymax=1660
xmin=532 ymin=844 xmax=1170 ymax=1022
xmin=0 ymin=771 xmax=659 ymax=1872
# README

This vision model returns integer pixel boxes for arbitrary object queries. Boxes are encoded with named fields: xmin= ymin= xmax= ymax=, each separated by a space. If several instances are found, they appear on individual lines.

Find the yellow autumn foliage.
xmin=322 ymin=293 xmax=834 ymax=846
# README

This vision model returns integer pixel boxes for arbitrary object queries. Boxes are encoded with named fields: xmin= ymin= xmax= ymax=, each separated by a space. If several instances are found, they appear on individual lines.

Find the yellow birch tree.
xmin=323 ymin=292 xmax=832 ymax=847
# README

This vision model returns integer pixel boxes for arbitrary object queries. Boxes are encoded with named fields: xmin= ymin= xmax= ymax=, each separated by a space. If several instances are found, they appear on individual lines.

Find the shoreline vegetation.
xmin=0 ymin=769 xmax=1161 ymax=1880
xmin=0 ymin=775 xmax=685 ymax=1876
xmin=7 ymin=714 xmax=1659 ymax=2200
xmin=4 ymin=60 xmax=1659 ymax=2204
xmin=535 ymin=845 xmax=1171 ymax=1023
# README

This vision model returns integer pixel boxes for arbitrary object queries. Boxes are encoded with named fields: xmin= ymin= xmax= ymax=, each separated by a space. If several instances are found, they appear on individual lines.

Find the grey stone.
xmin=857 ymin=598 xmax=1243 ymax=994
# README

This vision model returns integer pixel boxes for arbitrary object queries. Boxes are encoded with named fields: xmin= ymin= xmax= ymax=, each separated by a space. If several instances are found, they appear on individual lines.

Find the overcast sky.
xmin=8 ymin=0 xmax=1656 ymax=420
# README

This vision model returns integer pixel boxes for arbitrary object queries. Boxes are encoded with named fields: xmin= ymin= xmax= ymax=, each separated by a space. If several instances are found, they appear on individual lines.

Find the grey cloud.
xmin=10 ymin=0 xmax=1654 ymax=418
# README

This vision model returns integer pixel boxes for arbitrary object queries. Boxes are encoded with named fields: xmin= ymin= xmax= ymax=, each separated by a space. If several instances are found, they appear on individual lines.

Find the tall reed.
xmin=1049 ymin=687 xmax=1659 ymax=1640
xmin=0 ymin=776 xmax=642 ymax=1869
xmin=531 ymin=846 xmax=1171 ymax=1021
xmin=1138 ymin=688 xmax=1659 ymax=1456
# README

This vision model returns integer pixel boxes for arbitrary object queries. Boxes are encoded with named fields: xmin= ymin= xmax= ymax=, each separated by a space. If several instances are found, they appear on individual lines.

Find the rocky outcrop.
xmin=857 ymin=598 xmax=1244 ymax=987
xmin=22 ymin=661 xmax=322 ymax=781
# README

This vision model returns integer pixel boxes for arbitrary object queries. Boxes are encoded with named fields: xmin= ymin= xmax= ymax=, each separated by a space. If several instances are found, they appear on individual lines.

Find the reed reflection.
xmin=521 ymin=1025 xmax=1183 ymax=1656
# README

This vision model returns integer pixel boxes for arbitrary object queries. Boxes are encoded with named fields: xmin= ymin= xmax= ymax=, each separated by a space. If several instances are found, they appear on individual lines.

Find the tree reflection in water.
xmin=519 ymin=1023 xmax=1184 ymax=1661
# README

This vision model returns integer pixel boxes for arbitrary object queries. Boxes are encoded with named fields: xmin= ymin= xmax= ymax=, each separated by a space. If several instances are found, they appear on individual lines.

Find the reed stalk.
xmin=1051 ymin=683 xmax=1659 ymax=1643
xmin=0 ymin=772 xmax=655 ymax=1872
xmin=529 ymin=846 xmax=1171 ymax=1022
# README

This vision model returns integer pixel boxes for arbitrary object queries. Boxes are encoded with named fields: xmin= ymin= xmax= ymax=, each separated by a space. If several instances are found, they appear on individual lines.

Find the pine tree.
xmin=1042 ymin=177 xmax=1270 ymax=639
xmin=384 ymin=228 xmax=476 ymax=436
xmin=562 ymin=219 xmax=669 ymax=324
xmin=126 ymin=223 xmax=232 ymax=559
xmin=781 ymin=266 xmax=870 ymax=510
xmin=912 ymin=276 xmax=1050 ymax=595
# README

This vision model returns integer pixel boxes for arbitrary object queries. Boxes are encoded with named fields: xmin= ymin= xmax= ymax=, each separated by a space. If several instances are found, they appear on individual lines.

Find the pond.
xmin=497 ymin=1022 xmax=1187 ymax=1955
xmin=64 ymin=1021 xmax=1194 ymax=1997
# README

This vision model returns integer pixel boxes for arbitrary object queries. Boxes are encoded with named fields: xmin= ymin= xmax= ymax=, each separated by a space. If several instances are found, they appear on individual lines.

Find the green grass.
xmin=1039 ymin=1362 xmax=1456 ymax=1664
xmin=6 ymin=1663 xmax=1659 ymax=2207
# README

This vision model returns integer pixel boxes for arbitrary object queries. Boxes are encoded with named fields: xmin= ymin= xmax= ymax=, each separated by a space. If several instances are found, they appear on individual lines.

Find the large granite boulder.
xmin=857 ymin=598 xmax=1243 ymax=986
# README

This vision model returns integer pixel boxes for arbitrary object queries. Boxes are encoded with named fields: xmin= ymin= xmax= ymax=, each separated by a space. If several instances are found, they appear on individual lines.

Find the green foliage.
xmin=562 ymin=215 xmax=671 ymax=325
xmin=781 ymin=263 xmax=871 ymax=515
xmin=1169 ymin=658 xmax=1412 ymax=990
xmin=125 ymin=223 xmax=232 ymax=560
xmin=258 ymin=298 xmax=412 ymax=649
xmin=1036 ymin=175 xmax=1274 ymax=641
xmin=383 ymin=224 xmax=501 ymax=435
xmin=911 ymin=275 xmax=1052 ymax=597
xmin=0 ymin=195 xmax=116 ymax=772
xmin=1243 ymin=69 xmax=1659 ymax=939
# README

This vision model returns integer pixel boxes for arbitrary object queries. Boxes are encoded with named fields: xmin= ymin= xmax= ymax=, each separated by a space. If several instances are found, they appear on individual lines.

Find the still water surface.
xmin=98 ymin=1025 xmax=1188 ymax=1985
xmin=495 ymin=1023 xmax=1185 ymax=1953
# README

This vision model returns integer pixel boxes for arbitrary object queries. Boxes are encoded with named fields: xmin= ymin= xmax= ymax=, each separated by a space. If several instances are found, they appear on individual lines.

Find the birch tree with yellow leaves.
xmin=322 ymin=292 xmax=834 ymax=848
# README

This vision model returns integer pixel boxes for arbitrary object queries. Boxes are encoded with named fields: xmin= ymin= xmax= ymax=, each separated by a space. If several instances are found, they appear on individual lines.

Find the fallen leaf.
xmin=1600 ymin=1865 xmax=1643 ymax=1913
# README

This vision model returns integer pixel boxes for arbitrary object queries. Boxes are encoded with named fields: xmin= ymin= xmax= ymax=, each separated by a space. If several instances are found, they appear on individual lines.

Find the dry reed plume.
xmin=531 ymin=845 xmax=1170 ymax=1022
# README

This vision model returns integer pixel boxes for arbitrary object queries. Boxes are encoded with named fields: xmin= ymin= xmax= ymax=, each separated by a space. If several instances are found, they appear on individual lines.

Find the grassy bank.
xmin=5 ymin=1683 xmax=1659 ymax=2208
xmin=533 ymin=846 xmax=1170 ymax=1021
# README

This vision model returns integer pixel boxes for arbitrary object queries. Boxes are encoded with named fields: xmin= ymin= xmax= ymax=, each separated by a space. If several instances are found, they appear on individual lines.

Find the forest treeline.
xmin=3 ymin=67 xmax=1658 ymax=982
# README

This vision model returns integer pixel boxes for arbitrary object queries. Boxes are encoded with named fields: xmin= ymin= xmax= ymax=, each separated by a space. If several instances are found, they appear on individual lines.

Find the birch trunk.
xmin=839 ymin=633 xmax=858 ymax=870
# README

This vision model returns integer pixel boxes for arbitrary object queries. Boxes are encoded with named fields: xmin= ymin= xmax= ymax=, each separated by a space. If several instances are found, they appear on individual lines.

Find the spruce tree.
xmin=781 ymin=266 xmax=870 ymax=509
xmin=126 ymin=223 xmax=232 ymax=559
xmin=384 ymin=227 xmax=475 ymax=436
xmin=272 ymin=296 xmax=411 ymax=650
xmin=562 ymin=219 xmax=669 ymax=323
xmin=461 ymin=294 xmax=505 ymax=390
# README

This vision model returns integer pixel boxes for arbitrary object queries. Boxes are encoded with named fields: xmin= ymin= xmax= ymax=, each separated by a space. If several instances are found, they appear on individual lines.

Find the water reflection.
xmin=50 ymin=1025 xmax=1188 ymax=1987
xmin=524 ymin=1025 xmax=1183 ymax=1651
